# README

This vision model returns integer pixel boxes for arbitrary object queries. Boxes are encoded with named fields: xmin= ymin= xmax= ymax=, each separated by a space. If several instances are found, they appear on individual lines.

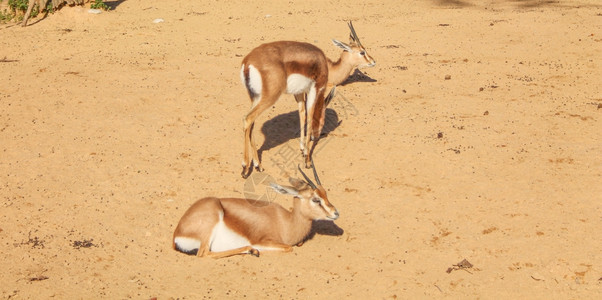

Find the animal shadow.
xmin=340 ymin=69 xmax=377 ymax=86
xmin=302 ymin=220 xmax=344 ymax=244
xmin=312 ymin=220 xmax=344 ymax=236
xmin=258 ymin=108 xmax=341 ymax=158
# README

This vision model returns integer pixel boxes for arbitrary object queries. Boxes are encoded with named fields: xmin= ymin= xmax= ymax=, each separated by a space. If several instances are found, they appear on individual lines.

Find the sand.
xmin=1 ymin=0 xmax=601 ymax=298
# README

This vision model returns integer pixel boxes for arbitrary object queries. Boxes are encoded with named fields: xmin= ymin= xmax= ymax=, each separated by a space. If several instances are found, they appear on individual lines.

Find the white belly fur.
xmin=286 ymin=74 xmax=314 ymax=95
xmin=210 ymin=219 xmax=251 ymax=252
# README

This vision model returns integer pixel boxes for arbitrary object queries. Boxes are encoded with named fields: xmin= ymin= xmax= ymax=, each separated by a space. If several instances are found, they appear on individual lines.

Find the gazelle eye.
xmin=359 ymin=51 xmax=366 ymax=56
xmin=312 ymin=198 xmax=321 ymax=204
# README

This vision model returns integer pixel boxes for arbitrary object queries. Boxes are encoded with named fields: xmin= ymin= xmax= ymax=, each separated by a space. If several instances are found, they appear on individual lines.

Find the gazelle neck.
xmin=327 ymin=54 xmax=356 ymax=86
xmin=285 ymin=198 xmax=313 ymax=245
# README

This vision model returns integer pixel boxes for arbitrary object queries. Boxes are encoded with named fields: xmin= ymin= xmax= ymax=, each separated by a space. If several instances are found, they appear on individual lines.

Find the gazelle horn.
xmin=310 ymin=157 xmax=322 ymax=186
xmin=298 ymin=165 xmax=317 ymax=189
xmin=348 ymin=21 xmax=363 ymax=47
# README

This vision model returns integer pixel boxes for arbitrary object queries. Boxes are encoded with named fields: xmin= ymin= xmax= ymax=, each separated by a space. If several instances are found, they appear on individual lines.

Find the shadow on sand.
xmin=302 ymin=220 xmax=344 ymax=244
xmin=257 ymin=108 xmax=342 ymax=162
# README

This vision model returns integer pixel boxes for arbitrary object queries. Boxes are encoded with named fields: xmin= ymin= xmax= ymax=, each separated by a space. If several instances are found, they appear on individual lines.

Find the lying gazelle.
xmin=240 ymin=21 xmax=376 ymax=178
xmin=173 ymin=162 xmax=339 ymax=258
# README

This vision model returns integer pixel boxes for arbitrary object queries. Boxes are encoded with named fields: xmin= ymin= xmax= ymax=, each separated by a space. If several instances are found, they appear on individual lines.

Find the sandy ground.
xmin=1 ymin=0 xmax=601 ymax=298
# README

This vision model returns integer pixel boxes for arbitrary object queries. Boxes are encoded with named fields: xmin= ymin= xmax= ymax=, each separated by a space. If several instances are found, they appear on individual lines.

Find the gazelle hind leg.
xmin=242 ymin=112 xmax=263 ymax=178
xmin=242 ymin=99 xmax=269 ymax=178
xmin=241 ymin=116 xmax=254 ymax=178
xmin=241 ymin=86 xmax=284 ymax=177
xmin=249 ymin=122 xmax=263 ymax=172
xmin=196 ymin=242 xmax=211 ymax=257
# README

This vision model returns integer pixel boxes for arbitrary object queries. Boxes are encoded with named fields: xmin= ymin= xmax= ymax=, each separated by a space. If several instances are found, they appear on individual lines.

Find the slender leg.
xmin=196 ymin=243 xmax=211 ymax=257
xmin=203 ymin=241 xmax=292 ymax=259
xmin=241 ymin=89 xmax=283 ymax=178
xmin=242 ymin=104 xmax=268 ymax=178
xmin=248 ymin=122 xmax=263 ymax=172
xmin=312 ymin=95 xmax=327 ymax=140
xmin=240 ymin=63 xmax=286 ymax=177
xmin=315 ymin=85 xmax=336 ymax=140
xmin=253 ymin=241 xmax=293 ymax=253
xmin=294 ymin=94 xmax=307 ymax=155
xmin=204 ymin=246 xmax=260 ymax=259
xmin=242 ymin=116 xmax=253 ymax=178
xmin=304 ymin=88 xmax=327 ymax=168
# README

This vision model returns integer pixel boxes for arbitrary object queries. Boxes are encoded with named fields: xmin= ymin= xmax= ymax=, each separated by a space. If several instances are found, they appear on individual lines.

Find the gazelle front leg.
xmin=303 ymin=85 xmax=326 ymax=168
xmin=294 ymin=94 xmax=308 ymax=156
xmin=315 ymin=86 xmax=336 ymax=138
xmin=253 ymin=241 xmax=294 ymax=253
xmin=204 ymin=246 xmax=260 ymax=259
xmin=204 ymin=241 xmax=292 ymax=259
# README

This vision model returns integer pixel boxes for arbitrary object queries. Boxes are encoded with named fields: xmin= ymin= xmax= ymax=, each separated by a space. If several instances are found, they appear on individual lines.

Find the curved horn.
xmin=298 ymin=165 xmax=317 ymax=189
xmin=347 ymin=21 xmax=363 ymax=47
xmin=310 ymin=157 xmax=322 ymax=186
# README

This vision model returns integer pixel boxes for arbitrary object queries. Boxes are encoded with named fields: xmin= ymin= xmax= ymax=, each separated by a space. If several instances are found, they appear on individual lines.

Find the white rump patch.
xmin=210 ymin=218 xmax=251 ymax=252
xmin=247 ymin=64 xmax=262 ymax=99
xmin=239 ymin=64 xmax=246 ymax=88
xmin=286 ymin=74 xmax=313 ymax=95
xmin=174 ymin=237 xmax=201 ymax=252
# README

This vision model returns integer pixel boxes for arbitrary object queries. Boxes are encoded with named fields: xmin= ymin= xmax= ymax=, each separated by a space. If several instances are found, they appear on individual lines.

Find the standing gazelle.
xmin=240 ymin=21 xmax=375 ymax=178
xmin=173 ymin=162 xmax=339 ymax=258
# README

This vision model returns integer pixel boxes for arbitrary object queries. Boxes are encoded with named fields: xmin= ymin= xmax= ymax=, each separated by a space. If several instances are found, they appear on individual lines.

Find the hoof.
xmin=304 ymin=161 xmax=312 ymax=169
xmin=249 ymin=248 xmax=260 ymax=257
xmin=241 ymin=169 xmax=250 ymax=179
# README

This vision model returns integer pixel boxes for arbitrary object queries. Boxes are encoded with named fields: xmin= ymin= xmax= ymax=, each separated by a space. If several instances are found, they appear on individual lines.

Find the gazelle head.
xmin=270 ymin=163 xmax=339 ymax=221
xmin=332 ymin=21 xmax=376 ymax=69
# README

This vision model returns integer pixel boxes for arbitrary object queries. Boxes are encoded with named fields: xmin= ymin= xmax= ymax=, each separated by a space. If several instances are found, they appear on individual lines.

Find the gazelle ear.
xmin=348 ymin=34 xmax=358 ymax=46
xmin=270 ymin=183 xmax=299 ymax=196
xmin=288 ymin=178 xmax=309 ymax=190
xmin=332 ymin=39 xmax=352 ymax=52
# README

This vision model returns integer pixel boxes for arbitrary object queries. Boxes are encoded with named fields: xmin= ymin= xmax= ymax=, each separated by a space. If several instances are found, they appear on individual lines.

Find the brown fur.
xmin=240 ymin=23 xmax=375 ymax=178
xmin=172 ymin=179 xmax=339 ymax=259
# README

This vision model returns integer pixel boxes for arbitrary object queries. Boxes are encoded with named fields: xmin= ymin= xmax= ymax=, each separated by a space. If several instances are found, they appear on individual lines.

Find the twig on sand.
xmin=1 ymin=57 xmax=19 ymax=63
xmin=446 ymin=258 xmax=474 ymax=274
